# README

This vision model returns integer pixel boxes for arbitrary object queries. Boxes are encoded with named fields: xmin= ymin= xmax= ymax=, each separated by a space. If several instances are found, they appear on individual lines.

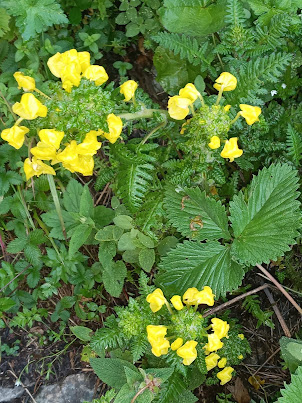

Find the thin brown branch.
xmin=263 ymin=285 xmax=291 ymax=337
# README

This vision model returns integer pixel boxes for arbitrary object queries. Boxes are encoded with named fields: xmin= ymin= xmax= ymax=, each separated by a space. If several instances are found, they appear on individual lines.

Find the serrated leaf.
xmin=68 ymin=224 xmax=92 ymax=258
xmin=0 ymin=9 xmax=10 ymax=37
xmin=90 ymin=358 xmax=137 ymax=389
xmin=6 ymin=237 xmax=27 ymax=253
xmin=280 ymin=337 xmax=302 ymax=374
xmin=230 ymin=164 xmax=300 ymax=266
xmin=0 ymin=297 xmax=16 ymax=312
xmin=102 ymin=260 xmax=127 ymax=297
xmin=165 ymin=185 xmax=230 ymax=241
xmin=278 ymin=365 xmax=302 ymax=403
xmin=24 ymin=243 xmax=42 ymax=266
xmin=138 ymin=248 xmax=155 ymax=272
xmin=113 ymin=215 xmax=133 ymax=229
xmin=80 ymin=185 xmax=94 ymax=217
xmin=63 ymin=178 xmax=83 ymax=212
xmin=157 ymin=241 xmax=245 ymax=297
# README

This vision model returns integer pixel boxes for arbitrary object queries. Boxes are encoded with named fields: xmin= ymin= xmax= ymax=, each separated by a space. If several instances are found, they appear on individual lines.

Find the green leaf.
xmin=278 ymin=365 xmax=302 ymax=403
xmin=68 ymin=224 xmax=92 ymax=258
xmin=27 ymin=266 xmax=40 ymax=288
xmin=7 ymin=237 xmax=27 ymax=253
xmin=139 ymin=248 xmax=155 ymax=272
xmin=3 ymin=0 xmax=68 ymax=40
xmin=137 ymin=232 xmax=154 ymax=248
xmin=93 ymin=206 xmax=115 ymax=227
xmin=118 ymin=232 xmax=137 ymax=251
xmin=70 ymin=326 xmax=93 ymax=342
xmin=90 ymin=357 xmax=137 ymax=389
xmin=80 ymin=185 xmax=94 ymax=217
xmin=113 ymin=215 xmax=134 ymax=230
xmin=157 ymin=241 xmax=245 ymax=297
xmin=98 ymin=240 xmax=116 ymax=266
xmin=63 ymin=178 xmax=83 ymax=212
xmin=126 ymin=22 xmax=140 ymax=37
xmin=280 ymin=337 xmax=302 ymax=374
xmin=158 ymin=0 xmax=226 ymax=37
xmin=165 ymin=185 xmax=230 ymax=241
xmin=0 ymin=297 xmax=16 ymax=312
xmin=102 ymin=261 xmax=127 ymax=297
xmin=230 ymin=164 xmax=300 ymax=266
xmin=0 ymin=8 xmax=10 ymax=37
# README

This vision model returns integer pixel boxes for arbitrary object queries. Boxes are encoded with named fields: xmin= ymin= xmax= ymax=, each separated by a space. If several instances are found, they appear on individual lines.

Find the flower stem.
xmin=34 ymin=88 xmax=51 ymax=99
xmin=47 ymin=175 xmax=67 ymax=241
xmin=138 ymin=120 xmax=167 ymax=148
xmin=230 ymin=112 xmax=241 ymax=125
xmin=164 ymin=299 xmax=174 ymax=315
xmin=215 ymin=88 xmax=224 ymax=105
xmin=15 ymin=117 xmax=24 ymax=126
xmin=118 ymin=109 xmax=169 ymax=121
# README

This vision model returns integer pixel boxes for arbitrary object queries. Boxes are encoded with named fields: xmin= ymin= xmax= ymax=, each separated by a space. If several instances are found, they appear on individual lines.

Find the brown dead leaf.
xmin=228 ymin=377 xmax=251 ymax=403
xmin=248 ymin=375 xmax=265 ymax=390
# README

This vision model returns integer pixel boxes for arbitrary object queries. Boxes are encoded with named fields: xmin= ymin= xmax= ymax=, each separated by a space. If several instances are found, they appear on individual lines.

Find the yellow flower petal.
xmin=77 ymin=51 xmax=91 ymax=73
xmin=102 ymin=114 xmax=123 ymax=144
xmin=214 ymin=72 xmax=237 ymax=92
xmin=205 ymin=353 xmax=220 ymax=371
xmin=83 ymin=65 xmax=108 ymax=86
xmin=77 ymin=130 xmax=102 ymax=156
xmin=30 ymin=141 xmax=57 ymax=161
xmin=120 ymin=80 xmax=138 ymax=101
xmin=182 ymin=287 xmax=199 ymax=305
xmin=206 ymin=333 xmax=224 ymax=352
xmin=179 ymin=83 xmax=200 ymax=103
xmin=13 ymin=72 xmax=36 ymax=92
xmin=56 ymin=140 xmax=79 ymax=164
xmin=1 ymin=125 xmax=28 ymax=149
xmin=61 ymin=63 xmax=81 ymax=92
xmin=170 ymin=295 xmax=184 ymax=311
xmin=146 ymin=289 xmax=166 ymax=313
xmin=211 ymin=318 xmax=229 ymax=339
xmin=194 ymin=286 xmax=215 ymax=306
xmin=38 ymin=129 xmax=64 ymax=149
xmin=24 ymin=157 xmax=56 ymax=181
xmin=220 ymin=137 xmax=243 ymax=162
xmin=208 ymin=136 xmax=221 ymax=150
xmin=218 ymin=357 xmax=227 ymax=368
xmin=239 ymin=104 xmax=261 ymax=125
xmin=47 ymin=52 xmax=65 ymax=78
xmin=177 ymin=340 xmax=198 ymax=365
xmin=168 ymin=96 xmax=191 ymax=120
xmin=217 ymin=367 xmax=234 ymax=385
xmin=171 ymin=338 xmax=183 ymax=351
xmin=151 ymin=338 xmax=170 ymax=357
xmin=12 ymin=93 xmax=47 ymax=120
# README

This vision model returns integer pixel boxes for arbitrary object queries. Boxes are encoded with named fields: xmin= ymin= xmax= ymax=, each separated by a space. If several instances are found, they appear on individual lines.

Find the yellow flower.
xmin=239 ymin=104 xmax=261 ymax=125
xmin=218 ymin=357 xmax=227 ymax=368
xmin=151 ymin=338 xmax=170 ymax=357
xmin=30 ymin=142 xmax=57 ymax=161
xmin=208 ymin=136 xmax=221 ymax=150
xmin=73 ymin=155 xmax=94 ymax=176
xmin=224 ymin=104 xmax=231 ymax=112
xmin=182 ymin=287 xmax=199 ymax=305
xmin=47 ymin=50 xmax=82 ymax=78
xmin=171 ymin=338 xmax=183 ymax=351
xmin=120 ymin=80 xmax=138 ymax=101
xmin=146 ymin=289 xmax=166 ymax=312
xmin=205 ymin=353 xmax=220 ymax=371
xmin=47 ymin=52 xmax=65 ymax=78
xmin=179 ymin=83 xmax=200 ymax=103
xmin=83 ymin=65 xmax=108 ymax=86
xmin=77 ymin=131 xmax=102 ymax=155
xmin=61 ymin=49 xmax=80 ymax=68
xmin=170 ymin=295 xmax=184 ymax=311
xmin=24 ymin=157 xmax=56 ymax=180
xmin=56 ymin=140 xmax=79 ymax=165
xmin=220 ymin=137 xmax=243 ymax=162
xmin=238 ymin=354 xmax=243 ymax=359
xmin=177 ymin=340 xmax=198 ymax=365
xmin=13 ymin=72 xmax=36 ymax=91
xmin=77 ymin=51 xmax=91 ymax=73
xmin=38 ymin=129 xmax=64 ymax=149
xmin=205 ymin=333 xmax=224 ymax=352
xmin=217 ymin=367 xmax=234 ymax=385
xmin=102 ymin=114 xmax=123 ymax=144
xmin=211 ymin=318 xmax=229 ymax=339
xmin=214 ymin=72 xmax=237 ymax=92
xmin=168 ymin=96 xmax=191 ymax=120
xmin=194 ymin=286 xmax=215 ymax=306
xmin=1 ymin=126 xmax=29 ymax=149
xmin=147 ymin=325 xmax=168 ymax=343
xmin=238 ymin=334 xmax=245 ymax=340
xmin=61 ymin=63 xmax=81 ymax=93
xmin=12 ymin=93 xmax=47 ymax=120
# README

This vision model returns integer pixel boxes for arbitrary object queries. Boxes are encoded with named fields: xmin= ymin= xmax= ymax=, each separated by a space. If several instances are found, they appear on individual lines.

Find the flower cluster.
xmin=0 ymin=50 xmax=140 ymax=180
xmin=145 ymin=286 xmax=239 ymax=385
xmin=168 ymin=72 xmax=262 ymax=162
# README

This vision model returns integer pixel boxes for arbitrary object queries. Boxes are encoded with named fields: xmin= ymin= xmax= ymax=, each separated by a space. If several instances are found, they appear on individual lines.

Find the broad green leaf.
xmin=98 ymin=240 xmax=116 ymax=266
xmin=90 ymin=358 xmax=137 ymax=389
xmin=63 ymin=178 xmax=83 ymax=212
xmin=137 ymin=232 xmax=154 ymax=248
xmin=139 ymin=248 xmax=155 ymax=272
xmin=118 ymin=232 xmax=137 ymax=251
xmin=230 ymin=164 xmax=300 ymax=266
xmin=0 ymin=297 xmax=16 ymax=312
xmin=102 ymin=261 xmax=127 ymax=297
xmin=113 ymin=215 xmax=134 ymax=229
xmin=158 ymin=0 xmax=226 ymax=37
xmin=165 ymin=185 xmax=230 ymax=241
xmin=94 ymin=206 xmax=115 ymax=227
xmin=278 ymin=365 xmax=302 ymax=403
xmin=68 ymin=224 xmax=92 ymax=258
xmin=157 ymin=241 xmax=245 ymax=297
xmin=80 ymin=185 xmax=94 ymax=217
xmin=70 ymin=326 xmax=93 ymax=342
xmin=280 ymin=337 xmax=302 ymax=374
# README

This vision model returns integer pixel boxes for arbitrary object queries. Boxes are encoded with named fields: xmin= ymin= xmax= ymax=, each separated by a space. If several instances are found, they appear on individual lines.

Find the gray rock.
xmin=35 ymin=373 xmax=97 ymax=403
xmin=0 ymin=386 xmax=24 ymax=402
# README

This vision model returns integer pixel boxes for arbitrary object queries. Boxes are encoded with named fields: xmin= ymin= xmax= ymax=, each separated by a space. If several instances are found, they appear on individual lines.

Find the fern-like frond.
xmin=225 ymin=0 xmax=247 ymax=26
xmin=152 ymin=32 xmax=212 ymax=67
xmin=286 ymin=124 xmax=302 ymax=166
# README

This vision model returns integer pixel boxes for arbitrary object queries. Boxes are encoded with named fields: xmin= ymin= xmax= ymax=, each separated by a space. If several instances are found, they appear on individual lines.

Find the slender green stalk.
xmin=118 ymin=109 xmax=169 ymax=121
xmin=215 ymin=87 xmax=224 ymax=105
xmin=138 ymin=120 xmax=167 ymax=148
xmin=230 ymin=112 xmax=242 ymax=125
xmin=0 ymin=89 xmax=17 ymax=121
xmin=17 ymin=185 xmax=35 ymax=230
xmin=47 ymin=175 xmax=67 ymax=241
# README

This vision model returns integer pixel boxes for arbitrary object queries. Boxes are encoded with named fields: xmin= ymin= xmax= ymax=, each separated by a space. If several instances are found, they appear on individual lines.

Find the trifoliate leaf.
xmin=230 ymin=164 xmax=300 ymax=266
xmin=157 ymin=241 xmax=245 ymax=297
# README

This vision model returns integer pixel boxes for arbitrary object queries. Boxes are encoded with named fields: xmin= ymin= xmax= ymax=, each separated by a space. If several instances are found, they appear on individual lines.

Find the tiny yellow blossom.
xmin=13 ymin=72 xmax=36 ymax=91
xmin=77 ymin=131 xmax=102 ymax=155
xmin=183 ymin=287 xmax=199 ymax=305
xmin=218 ymin=357 xmax=227 ymax=368
xmin=211 ymin=318 xmax=229 ymax=339
xmin=177 ymin=340 xmax=198 ymax=365
xmin=238 ymin=354 xmax=243 ymax=359
xmin=239 ymin=104 xmax=261 ymax=125
xmin=168 ymin=96 xmax=191 ymax=120
xmin=194 ymin=286 xmax=215 ymax=306
xmin=146 ymin=325 xmax=168 ymax=343
xmin=220 ymin=137 xmax=243 ymax=162
xmin=170 ymin=295 xmax=184 ymax=311
xmin=179 ymin=83 xmax=200 ymax=103
xmin=120 ymin=80 xmax=138 ymax=101
xmin=171 ymin=338 xmax=183 ymax=351
xmin=214 ymin=72 xmax=237 ymax=92
xmin=24 ymin=157 xmax=56 ymax=180
xmin=208 ymin=136 xmax=221 ymax=150
xmin=1 ymin=126 xmax=29 ymax=149
xmin=83 ymin=65 xmax=109 ymax=86
xmin=205 ymin=333 xmax=224 ymax=352
xmin=12 ymin=93 xmax=47 ymax=120
xmin=146 ymin=289 xmax=166 ymax=313
xmin=224 ymin=104 xmax=231 ymax=112
xmin=38 ymin=129 xmax=64 ymax=150
xmin=30 ymin=142 xmax=57 ymax=161
xmin=217 ymin=367 xmax=234 ymax=385
xmin=151 ymin=338 xmax=170 ymax=357
xmin=238 ymin=334 xmax=245 ymax=340
xmin=205 ymin=353 xmax=220 ymax=371
xmin=102 ymin=114 xmax=123 ymax=144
